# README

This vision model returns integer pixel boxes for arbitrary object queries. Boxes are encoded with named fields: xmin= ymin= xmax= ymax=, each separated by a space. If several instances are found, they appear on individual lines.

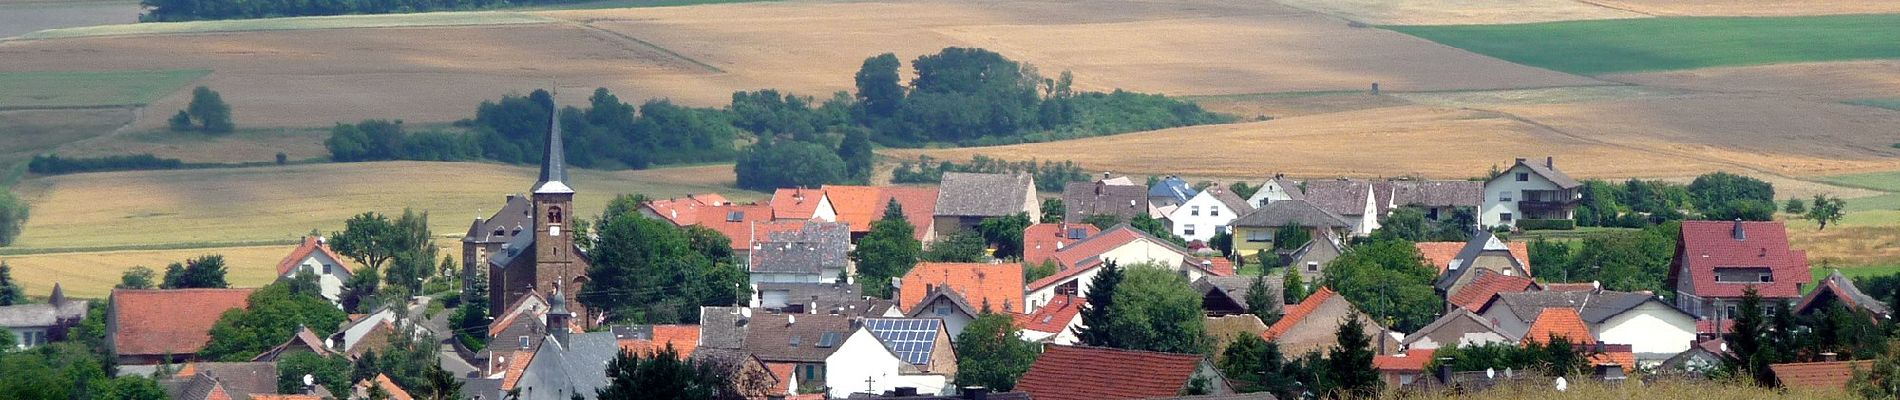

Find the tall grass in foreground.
xmin=1394 ymin=378 xmax=1850 ymax=400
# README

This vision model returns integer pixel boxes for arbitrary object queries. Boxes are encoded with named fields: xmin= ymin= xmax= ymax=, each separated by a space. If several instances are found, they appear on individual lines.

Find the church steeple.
xmin=532 ymin=96 xmax=572 ymax=195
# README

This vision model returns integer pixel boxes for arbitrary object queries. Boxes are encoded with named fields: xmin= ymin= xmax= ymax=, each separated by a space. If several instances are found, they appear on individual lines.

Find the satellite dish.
xmin=1505 ymin=367 xmax=1514 ymax=378
xmin=1486 ymin=368 xmax=1495 ymax=379
xmin=1555 ymin=377 xmax=1568 ymax=392
xmin=741 ymin=308 xmax=752 ymax=318
xmin=303 ymin=374 xmax=315 ymax=386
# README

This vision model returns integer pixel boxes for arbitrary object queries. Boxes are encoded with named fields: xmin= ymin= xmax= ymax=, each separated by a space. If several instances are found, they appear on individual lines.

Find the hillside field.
xmin=8 ymin=161 xmax=752 ymax=251
xmin=1388 ymin=15 xmax=1900 ymax=75
xmin=3 ymin=245 xmax=288 ymax=299
xmin=0 ymin=69 xmax=207 ymax=109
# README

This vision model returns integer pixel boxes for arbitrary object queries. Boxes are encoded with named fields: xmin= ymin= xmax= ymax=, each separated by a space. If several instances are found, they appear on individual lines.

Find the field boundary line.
xmin=564 ymin=20 xmax=724 ymax=73
xmin=1567 ymin=0 xmax=1658 ymax=17
xmin=0 ymin=239 xmax=298 ymax=256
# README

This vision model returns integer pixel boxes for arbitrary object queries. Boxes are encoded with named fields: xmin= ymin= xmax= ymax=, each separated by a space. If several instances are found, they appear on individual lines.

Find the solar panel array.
xmin=864 ymin=319 xmax=939 ymax=365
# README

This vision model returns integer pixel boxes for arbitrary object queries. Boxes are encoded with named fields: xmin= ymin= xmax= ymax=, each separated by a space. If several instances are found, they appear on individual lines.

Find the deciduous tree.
xmin=854 ymin=199 xmax=921 ymax=299
xmin=955 ymin=313 xmax=1042 ymax=391
xmin=161 ymin=255 xmax=229 ymax=289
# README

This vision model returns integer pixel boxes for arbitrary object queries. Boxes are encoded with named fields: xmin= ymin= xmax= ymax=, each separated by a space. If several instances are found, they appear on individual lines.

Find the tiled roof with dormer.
xmin=1672 ymin=220 xmax=1810 ymax=299
xmin=1017 ymin=345 xmax=1205 ymax=400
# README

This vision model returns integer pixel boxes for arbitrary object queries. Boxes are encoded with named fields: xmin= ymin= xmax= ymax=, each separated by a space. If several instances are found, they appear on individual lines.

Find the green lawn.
xmin=1845 ymin=98 xmax=1900 ymax=111
xmin=0 ymin=69 xmax=208 ymax=108
xmin=1387 ymin=15 xmax=1900 ymax=75
xmin=1825 ymin=171 xmax=1900 ymax=192
xmin=1812 ymin=264 xmax=1900 ymax=287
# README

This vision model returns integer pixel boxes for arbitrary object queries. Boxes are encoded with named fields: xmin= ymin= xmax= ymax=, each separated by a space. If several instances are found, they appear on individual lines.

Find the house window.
xmin=1183 ymin=224 xmax=1197 ymax=236
xmin=324 ymin=264 xmax=334 ymax=274
xmin=1726 ymin=305 xmax=1738 ymax=319
xmin=1306 ymin=262 xmax=1319 ymax=272
xmin=1211 ymin=207 xmax=1220 ymax=217
xmin=934 ymin=304 xmax=950 ymax=316
xmin=518 ymin=336 xmax=530 ymax=349
xmin=1246 ymin=230 xmax=1271 ymax=242
xmin=1500 ymin=213 xmax=1514 ymax=222
xmin=1427 ymin=208 xmax=1440 ymax=220
xmin=1759 ymin=273 xmax=1773 ymax=283
xmin=1191 ymin=206 xmax=1201 ymax=216
xmin=1499 ymin=192 xmax=1512 ymax=202
xmin=1516 ymin=173 xmax=1529 ymax=182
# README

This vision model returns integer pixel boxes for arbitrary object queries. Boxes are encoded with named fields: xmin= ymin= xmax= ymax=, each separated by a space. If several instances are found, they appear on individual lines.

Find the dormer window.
xmin=494 ymin=228 xmax=505 ymax=237
xmin=1066 ymin=228 xmax=1087 ymax=239
xmin=1516 ymin=172 xmax=1529 ymax=182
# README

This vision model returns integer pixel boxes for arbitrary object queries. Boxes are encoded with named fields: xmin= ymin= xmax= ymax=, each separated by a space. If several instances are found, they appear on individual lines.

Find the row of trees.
xmin=889 ymin=155 xmax=1090 ymax=192
xmin=1526 ymin=222 xmax=1679 ymax=294
xmin=1573 ymin=172 xmax=1777 ymax=228
xmin=27 ymin=154 xmax=184 ymax=175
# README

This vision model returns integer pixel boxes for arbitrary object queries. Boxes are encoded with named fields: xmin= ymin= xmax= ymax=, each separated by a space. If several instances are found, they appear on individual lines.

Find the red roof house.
xmin=1521 ymin=307 xmax=1594 ymax=345
xmin=1023 ymin=223 xmax=1100 ymax=267
xmin=1016 ymin=345 xmax=1230 ymax=400
xmin=1011 ymin=294 xmax=1085 ymax=343
xmin=1671 ymin=220 xmax=1811 ymax=319
xmin=619 ymin=324 xmax=701 ymax=359
xmin=1373 ymin=348 xmax=1437 ymax=387
xmin=1771 ymin=360 xmax=1874 ymax=390
xmin=1263 ymin=287 xmax=1400 ymax=355
xmin=110 ymin=288 xmax=257 ymax=365
xmin=770 ymin=187 xmax=830 ymax=221
xmin=900 ymin=262 xmax=1025 ymax=314
xmin=1446 ymin=271 xmax=1539 ymax=312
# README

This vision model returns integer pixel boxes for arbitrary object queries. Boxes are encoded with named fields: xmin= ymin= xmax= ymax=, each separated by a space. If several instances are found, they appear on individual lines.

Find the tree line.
xmin=1573 ymin=172 xmax=1778 ymax=228
xmin=890 ymin=155 xmax=1090 ymax=192
xmin=140 ymin=0 xmax=569 ymax=21
xmin=28 ymin=154 xmax=184 ymax=175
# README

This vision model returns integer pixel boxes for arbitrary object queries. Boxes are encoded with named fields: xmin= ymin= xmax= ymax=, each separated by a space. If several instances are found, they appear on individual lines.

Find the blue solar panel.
xmin=865 ymin=318 xmax=939 ymax=365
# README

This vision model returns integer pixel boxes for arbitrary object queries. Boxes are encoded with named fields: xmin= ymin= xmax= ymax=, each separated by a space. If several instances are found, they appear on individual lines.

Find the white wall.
xmin=1026 ymin=239 xmax=1191 ymax=310
xmin=749 ymin=272 xmax=831 ymax=286
xmin=285 ymin=252 xmax=352 ymax=303
xmin=918 ymin=297 xmax=975 ymax=339
xmin=1168 ymin=192 xmax=1238 ymax=243
xmin=1247 ymin=181 xmax=1294 ymax=208
xmin=1480 ymin=165 xmax=1560 ymax=228
xmin=1596 ymin=301 xmax=1696 ymax=361
xmin=8 ymin=327 xmax=49 ymax=349
xmin=826 ymin=329 xmax=949 ymax=398
xmin=814 ymin=195 xmax=838 ymax=222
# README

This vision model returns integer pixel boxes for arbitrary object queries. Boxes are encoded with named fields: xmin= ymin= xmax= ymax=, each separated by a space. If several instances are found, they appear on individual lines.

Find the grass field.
xmin=0 ymin=108 xmax=135 ymax=184
xmin=2 ymin=245 xmax=289 ymax=298
xmin=1814 ymin=263 xmax=1900 ymax=285
xmin=1847 ymin=98 xmax=1900 ymax=111
xmin=1406 ymin=378 xmax=1846 ymax=399
xmin=1588 ymin=0 xmax=1900 ymax=17
xmin=0 ymin=69 xmax=207 ymax=108
xmin=1388 ymin=15 xmax=1900 ymax=75
xmin=11 ymin=11 xmax=554 ymax=40
xmin=8 ymin=161 xmax=753 ymax=251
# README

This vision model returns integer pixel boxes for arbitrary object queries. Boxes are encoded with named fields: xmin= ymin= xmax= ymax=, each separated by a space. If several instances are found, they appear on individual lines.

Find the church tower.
xmin=531 ymin=101 xmax=583 ymax=311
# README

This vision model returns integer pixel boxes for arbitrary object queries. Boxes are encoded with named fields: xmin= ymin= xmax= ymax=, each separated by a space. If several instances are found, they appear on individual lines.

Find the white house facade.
xmin=1594 ymin=300 xmax=1697 ymax=364
xmin=1166 ymin=187 xmax=1250 ymax=243
xmin=1246 ymin=177 xmax=1302 ymax=208
xmin=825 ymin=328 xmax=951 ymax=398
xmin=1480 ymin=158 xmax=1581 ymax=228
xmin=276 ymin=236 xmax=355 ymax=304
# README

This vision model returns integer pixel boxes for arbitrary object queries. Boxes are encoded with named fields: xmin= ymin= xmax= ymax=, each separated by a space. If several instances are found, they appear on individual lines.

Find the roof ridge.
xmin=1047 ymin=343 xmax=1204 ymax=360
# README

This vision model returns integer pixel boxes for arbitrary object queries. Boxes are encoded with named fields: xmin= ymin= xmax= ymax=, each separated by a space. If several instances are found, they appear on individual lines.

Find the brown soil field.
xmin=3 ymin=245 xmax=289 ymax=299
xmin=884 ymin=105 xmax=1722 ymax=180
xmin=1583 ymin=0 xmax=1900 ymax=17
xmin=0 ymin=0 xmax=1598 ymax=129
xmin=9 ymin=161 xmax=750 ymax=250
xmin=1603 ymin=61 xmax=1900 ymax=102
xmin=0 ymin=107 xmax=133 ymax=167
xmin=1268 ymin=0 xmax=1647 ymax=25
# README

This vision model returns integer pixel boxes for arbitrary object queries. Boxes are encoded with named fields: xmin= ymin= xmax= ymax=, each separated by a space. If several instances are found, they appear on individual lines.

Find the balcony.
xmin=1517 ymin=198 xmax=1580 ymax=212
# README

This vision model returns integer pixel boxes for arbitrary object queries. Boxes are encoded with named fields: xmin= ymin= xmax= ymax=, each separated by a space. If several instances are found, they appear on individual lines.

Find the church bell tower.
xmin=531 ymin=99 xmax=581 ymax=310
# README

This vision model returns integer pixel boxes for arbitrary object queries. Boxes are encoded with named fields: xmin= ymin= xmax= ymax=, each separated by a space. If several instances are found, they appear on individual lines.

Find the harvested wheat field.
xmin=1184 ymin=92 xmax=1412 ymax=120
xmin=1605 ymin=61 xmax=1900 ymax=102
xmin=9 ymin=161 xmax=749 ymax=250
xmin=1483 ymin=95 xmax=1900 ymax=177
xmin=886 ymin=105 xmax=1721 ymax=180
xmin=56 ymin=125 xmax=335 ymax=163
xmin=1585 ymin=0 xmax=1900 ymax=17
xmin=2 ymin=245 xmax=288 ymax=298
xmin=0 ymin=0 xmax=1600 ymax=128
xmin=1268 ymin=0 xmax=1646 ymax=25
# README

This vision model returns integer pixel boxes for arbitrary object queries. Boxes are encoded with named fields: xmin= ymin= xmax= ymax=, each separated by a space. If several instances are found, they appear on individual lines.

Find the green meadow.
xmin=1388 ymin=15 xmax=1900 ymax=75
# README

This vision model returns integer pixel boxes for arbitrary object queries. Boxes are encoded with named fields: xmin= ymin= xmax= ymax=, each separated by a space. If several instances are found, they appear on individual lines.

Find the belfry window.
xmin=548 ymin=207 xmax=564 ymax=224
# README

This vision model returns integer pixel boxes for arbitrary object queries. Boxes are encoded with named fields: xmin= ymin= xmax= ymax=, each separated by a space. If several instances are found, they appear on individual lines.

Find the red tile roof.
xmin=1697 ymin=319 xmax=1736 ymax=335
xmin=1197 ymin=257 xmax=1236 ymax=276
xmin=1417 ymin=241 xmax=1531 ymax=276
xmin=765 ymin=362 xmax=798 ymax=395
xmin=620 ymin=325 xmax=700 ymax=359
xmin=1522 ymin=308 xmax=1594 ymax=345
xmin=1265 ymin=287 xmax=1337 ymax=340
xmin=205 ymin=384 xmax=232 ymax=400
xmin=1590 ymin=349 xmax=1637 ymax=373
xmin=356 ymin=374 xmax=413 ymax=400
xmin=901 ymin=262 xmax=1026 ymax=314
xmin=1772 ymin=360 xmax=1873 ymax=390
xmin=1674 ymin=220 xmax=1811 ymax=299
xmin=770 ymin=188 xmax=826 ymax=220
xmin=1448 ymin=272 xmax=1538 ymax=312
xmin=275 ymin=236 xmax=354 ymax=276
xmin=112 ymin=288 xmax=256 ymax=357
xmin=644 ymin=193 xmax=736 ymax=225
xmin=1028 ymin=225 xmax=1200 ymax=291
xmin=1023 ymin=223 xmax=1099 ymax=267
xmin=499 ymin=350 xmax=534 ymax=390
xmin=691 ymin=204 xmax=776 ymax=251
xmin=1373 ymin=348 xmax=1437 ymax=373
xmin=821 ymin=185 xmax=883 ymax=233
xmin=1013 ymin=295 xmax=1084 ymax=333
xmin=1017 ymin=345 xmax=1205 ymax=400
xmin=877 ymin=186 xmax=940 ymax=242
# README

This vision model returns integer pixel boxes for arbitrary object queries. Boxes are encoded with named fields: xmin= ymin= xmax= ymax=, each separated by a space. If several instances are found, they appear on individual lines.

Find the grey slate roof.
xmin=1435 ymin=232 xmax=1530 ymax=291
xmin=1386 ymin=180 xmax=1483 ymax=208
xmin=904 ymin=287 xmax=978 ymax=318
xmin=698 ymin=306 xmax=750 ymax=350
xmin=1487 ymin=290 xmax=1668 ymax=326
xmin=168 ymin=372 xmax=224 ymax=400
xmin=1813 ymin=269 xmax=1892 ymax=316
xmin=1195 ymin=275 xmax=1283 ymax=309
xmin=519 ymin=331 xmax=620 ymax=400
xmin=163 ymin=362 xmax=280 ymax=400
xmin=749 ymin=221 xmax=851 ymax=275
xmin=1301 ymin=180 xmax=1373 ymax=217
xmin=1401 ymin=308 xmax=1511 ymax=348
xmin=1149 ymin=176 xmax=1194 ymax=205
xmin=464 ymin=195 xmax=533 ymax=243
xmin=741 ymin=311 xmax=856 ymax=363
xmin=1271 ymin=178 xmax=1305 ymax=200
xmin=1202 ymin=186 xmax=1254 ymax=215
xmin=1502 ymin=158 xmax=1582 ymax=189
xmin=0 ymin=299 xmax=87 ymax=328
xmin=532 ymin=98 xmax=571 ymax=195
xmin=1231 ymin=199 xmax=1351 ymax=229
xmin=935 ymin=172 xmax=1035 ymax=217
xmin=1063 ymin=181 xmax=1150 ymax=222
xmin=757 ymin=282 xmax=899 ymax=316
xmin=461 ymin=377 xmax=503 ymax=400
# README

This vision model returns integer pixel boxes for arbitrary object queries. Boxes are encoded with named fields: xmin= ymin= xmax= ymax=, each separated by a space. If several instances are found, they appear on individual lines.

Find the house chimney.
xmin=1546 ymin=156 xmax=1554 ymax=169
xmin=1515 ymin=157 xmax=1527 ymax=164
xmin=960 ymin=386 xmax=990 ymax=400
xmin=1733 ymin=218 xmax=1746 ymax=241
xmin=1103 ymin=172 xmax=1111 ymax=179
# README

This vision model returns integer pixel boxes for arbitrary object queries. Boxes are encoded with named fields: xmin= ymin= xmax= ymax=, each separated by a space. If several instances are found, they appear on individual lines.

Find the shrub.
xmin=1516 ymin=219 xmax=1576 ymax=231
xmin=28 ymin=153 xmax=183 ymax=174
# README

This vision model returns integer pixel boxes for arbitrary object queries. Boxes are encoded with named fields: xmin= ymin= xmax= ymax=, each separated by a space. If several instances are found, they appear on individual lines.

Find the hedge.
xmin=1517 ymin=219 xmax=1577 ymax=231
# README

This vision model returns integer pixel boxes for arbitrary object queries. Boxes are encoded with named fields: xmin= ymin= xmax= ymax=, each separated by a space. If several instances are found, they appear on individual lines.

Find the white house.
xmin=825 ymin=319 xmax=955 ymax=398
xmin=1166 ymin=187 xmax=1252 ymax=243
xmin=1245 ymin=176 xmax=1304 ymax=208
xmin=1478 ymin=289 xmax=1696 ymax=364
xmin=1302 ymin=180 xmax=1381 ymax=236
xmin=1023 ymin=225 xmax=1227 ymax=313
xmin=274 ymin=236 xmax=355 ymax=304
xmin=1481 ymin=157 xmax=1582 ymax=228
xmin=1014 ymin=295 xmax=1085 ymax=345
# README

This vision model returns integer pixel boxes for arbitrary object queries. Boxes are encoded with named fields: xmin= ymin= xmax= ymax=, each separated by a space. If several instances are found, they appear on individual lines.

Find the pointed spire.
xmin=49 ymin=282 xmax=64 ymax=306
xmin=533 ymin=95 xmax=573 ymax=194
